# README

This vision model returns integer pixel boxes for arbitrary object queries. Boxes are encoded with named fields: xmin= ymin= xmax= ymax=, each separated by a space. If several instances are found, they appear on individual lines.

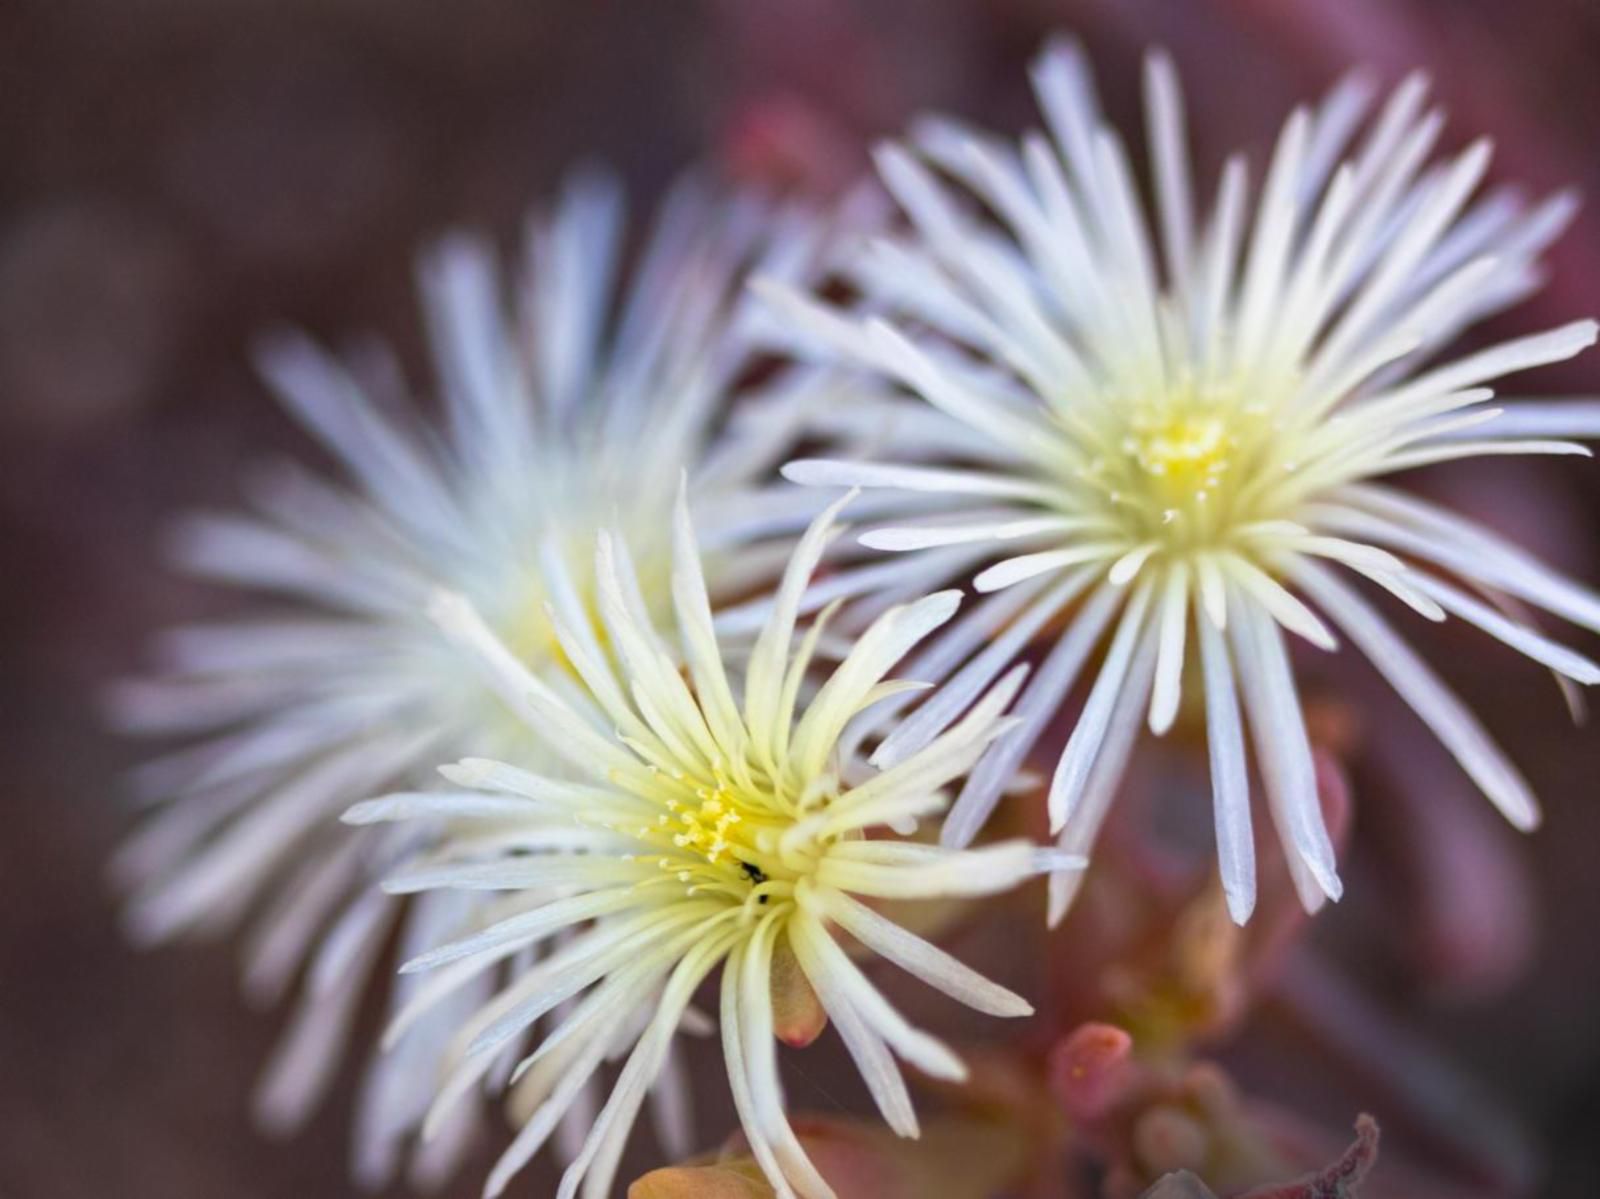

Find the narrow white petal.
xmin=820 ymin=889 xmax=1031 ymax=1017
xmin=874 ymin=568 xmax=1093 ymax=769
xmin=791 ymin=903 xmax=967 ymax=1083
xmin=426 ymin=591 xmax=632 ymax=774
xmin=736 ymin=918 xmax=834 ymax=1198
xmin=974 ymin=544 xmax=1121 ymax=592
xmin=720 ymin=943 xmax=815 ymax=1199
xmin=1148 ymin=562 xmax=1191 ymax=734
xmin=1049 ymin=577 xmax=1155 ymax=832
xmin=1285 ymin=535 xmax=1445 ymax=621
xmin=1411 ymin=573 xmax=1600 ymax=683
xmin=745 ymin=490 xmax=854 ymax=754
xmin=1221 ymin=556 xmax=1337 ymax=650
xmin=789 ymin=590 xmax=962 ymax=778
xmin=1198 ymin=613 xmax=1256 ymax=924
xmin=820 ymin=840 xmax=1043 ymax=899
xmin=1361 ymin=319 xmax=1597 ymax=424
xmin=1144 ymin=51 xmax=1195 ymax=289
xmin=1323 ymin=485 xmax=1600 ymax=633
xmin=1294 ymin=559 xmax=1541 ymax=829
xmin=1047 ymin=609 xmax=1159 ymax=926
xmin=1378 ymin=437 xmax=1591 ymax=474
xmin=860 ymin=514 xmax=1083 ymax=551
xmin=554 ymin=933 xmax=731 ymax=1199
xmin=942 ymin=583 xmax=1122 ymax=848
xmin=783 ymin=457 xmax=1060 ymax=503
xmin=398 ymin=890 xmax=641 ymax=975
xmin=1195 ymin=553 xmax=1228 ymax=629
xmin=341 ymin=791 xmax=536 ymax=825
xmin=783 ymin=913 xmax=919 ymax=1136
xmin=1471 ymin=398 xmax=1600 ymax=439
xmin=1229 ymin=591 xmax=1342 ymax=909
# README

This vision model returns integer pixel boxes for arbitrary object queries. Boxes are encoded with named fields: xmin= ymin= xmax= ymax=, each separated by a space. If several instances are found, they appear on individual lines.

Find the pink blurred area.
xmin=3 ymin=1 xmax=1599 ymax=1196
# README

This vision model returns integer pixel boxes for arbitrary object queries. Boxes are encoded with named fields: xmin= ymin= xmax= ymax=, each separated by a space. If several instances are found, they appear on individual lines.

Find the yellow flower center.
xmin=615 ymin=754 xmax=839 ymax=906
xmin=1126 ymin=405 xmax=1234 ymax=508
xmin=1078 ymin=375 xmax=1280 ymax=553
xmin=664 ymin=785 xmax=748 ymax=866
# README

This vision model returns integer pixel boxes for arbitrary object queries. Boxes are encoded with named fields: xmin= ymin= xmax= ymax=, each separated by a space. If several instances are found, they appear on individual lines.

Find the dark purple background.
xmin=3 ymin=2 xmax=1599 ymax=1196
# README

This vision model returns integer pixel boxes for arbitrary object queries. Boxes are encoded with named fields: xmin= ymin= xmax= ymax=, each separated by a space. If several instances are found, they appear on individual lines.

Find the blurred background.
xmin=3 ymin=1 xmax=1600 ymax=1195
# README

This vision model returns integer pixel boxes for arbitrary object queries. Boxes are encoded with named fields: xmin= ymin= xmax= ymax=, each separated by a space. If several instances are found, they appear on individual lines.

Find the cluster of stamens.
xmin=1070 ymin=375 xmax=1275 ymax=550
xmin=613 ymin=758 xmax=792 ymax=899
xmin=663 ymin=786 xmax=746 ymax=865
xmin=1125 ymin=406 xmax=1233 ymax=513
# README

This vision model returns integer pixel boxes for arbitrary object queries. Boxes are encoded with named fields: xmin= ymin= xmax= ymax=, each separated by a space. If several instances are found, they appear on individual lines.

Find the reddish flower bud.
xmin=1049 ymin=1022 xmax=1135 ymax=1121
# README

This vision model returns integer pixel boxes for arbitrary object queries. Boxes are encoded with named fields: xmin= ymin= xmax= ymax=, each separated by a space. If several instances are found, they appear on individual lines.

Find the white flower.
xmin=764 ymin=40 xmax=1600 ymax=926
xmin=376 ymin=490 xmax=1062 ymax=1199
xmin=109 ymin=171 xmax=836 ymax=1185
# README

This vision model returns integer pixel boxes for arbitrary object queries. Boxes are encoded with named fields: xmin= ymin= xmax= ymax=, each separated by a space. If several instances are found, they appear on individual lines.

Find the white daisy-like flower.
xmin=764 ymin=40 xmax=1600 ymax=926
xmin=109 ymin=171 xmax=838 ymax=1184
xmin=371 ymin=489 xmax=1061 ymax=1199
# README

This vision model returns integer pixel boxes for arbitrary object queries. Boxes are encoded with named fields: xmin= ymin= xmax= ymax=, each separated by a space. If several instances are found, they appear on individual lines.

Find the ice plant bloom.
xmin=766 ymin=40 xmax=1600 ymax=925
xmin=375 ymin=491 xmax=1060 ymax=1199
xmin=108 ymin=172 xmax=835 ymax=1184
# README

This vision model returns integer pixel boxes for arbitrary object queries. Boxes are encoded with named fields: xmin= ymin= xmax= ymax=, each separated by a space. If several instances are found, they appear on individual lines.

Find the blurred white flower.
xmin=109 ymin=171 xmax=838 ymax=1185
xmin=765 ymin=40 xmax=1600 ymax=926
xmin=374 ymin=490 xmax=1061 ymax=1199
